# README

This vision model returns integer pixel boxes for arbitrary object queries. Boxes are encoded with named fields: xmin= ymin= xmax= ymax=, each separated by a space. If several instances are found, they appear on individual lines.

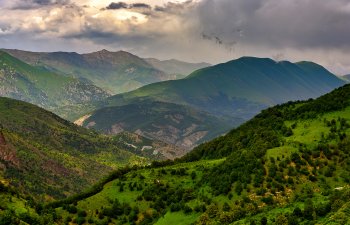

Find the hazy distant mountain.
xmin=0 ymin=51 xmax=109 ymax=111
xmin=342 ymin=74 xmax=350 ymax=82
xmin=3 ymin=49 xmax=209 ymax=94
xmin=144 ymin=58 xmax=211 ymax=79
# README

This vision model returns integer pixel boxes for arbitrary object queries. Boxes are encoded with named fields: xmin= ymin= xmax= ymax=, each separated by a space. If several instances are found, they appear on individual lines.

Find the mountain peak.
xmin=85 ymin=49 xmax=139 ymax=60
xmin=100 ymin=49 xmax=109 ymax=53
xmin=235 ymin=56 xmax=277 ymax=64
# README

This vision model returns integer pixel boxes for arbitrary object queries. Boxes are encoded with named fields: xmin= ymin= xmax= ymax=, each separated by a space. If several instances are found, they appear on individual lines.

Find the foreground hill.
xmin=0 ymin=51 xmax=109 ymax=111
xmin=3 ymin=49 xmax=209 ymax=94
xmin=0 ymin=97 xmax=182 ymax=201
xmin=13 ymin=84 xmax=349 ymax=225
xmin=76 ymin=100 xmax=238 ymax=150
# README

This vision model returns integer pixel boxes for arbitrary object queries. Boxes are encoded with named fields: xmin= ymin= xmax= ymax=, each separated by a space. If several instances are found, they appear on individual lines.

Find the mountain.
xmin=0 ymin=51 xmax=109 ymax=111
xmin=72 ymin=57 xmax=344 ymax=149
xmin=144 ymin=58 xmax=211 ymax=79
xmin=6 ymin=84 xmax=350 ymax=224
xmin=3 ymin=49 xmax=209 ymax=95
xmin=103 ymin=57 xmax=345 ymax=120
xmin=0 ymin=97 xmax=177 ymax=201
xmin=75 ymin=100 xmax=239 ymax=150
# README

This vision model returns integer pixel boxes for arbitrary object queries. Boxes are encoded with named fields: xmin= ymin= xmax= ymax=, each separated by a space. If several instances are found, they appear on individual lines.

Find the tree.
xmin=275 ymin=214 xmax=288 ymax=225
xmin=303 ymin=199 xmax=315 ymax=220
xmin=260 ymin=216 xmax=268 ymax=225
xmin=293 ymin=207 xmax=303 ymax=218
xmin=207 ymin=204 xmax=219 ymax=218
xmin=223 ymin=202 xmax=231 ymax=212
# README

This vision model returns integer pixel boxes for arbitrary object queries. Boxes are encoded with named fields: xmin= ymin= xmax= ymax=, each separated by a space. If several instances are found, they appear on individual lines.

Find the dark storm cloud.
xmin=32 ymin=0 xmax=68 ymax=5
xmin=106 ymin=2 xmax=128 ymax=10
xmin=196 ymin=0 xmax=350 ymax=50
xmin=130 ymin=3 xmax=151 ymax=9
xmin=154 ymin=1 xmax=194 ymax=14
xmin=105 ymin=2 xmax=151 ymax=10
xmin=11 ymin=0 xmax=70 ymax=9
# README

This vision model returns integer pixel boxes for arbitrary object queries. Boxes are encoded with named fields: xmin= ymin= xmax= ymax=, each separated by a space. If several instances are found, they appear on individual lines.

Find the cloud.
xmin=130 ymin=3 xmax=151 ymax=9
xmin=105 ymin=2 xmax=151 ymax=10
xmin=196 ymin=0 xmax=350 ymax=50
xmin=106 ymin=2 xmax=128 ymax=10
xmin=0 ymin=0 xmax=350 ymax=74
xmin=8 ymin=0 xmax=71 ymax=9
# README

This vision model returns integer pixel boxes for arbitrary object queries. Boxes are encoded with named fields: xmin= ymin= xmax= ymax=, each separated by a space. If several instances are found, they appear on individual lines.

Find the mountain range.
xmin=2 ymin=49 xmax=210 ymax=95
xmin=75 ymin=57 xmax=345 ymax=149
xmin=0 ymin=48 xmax=345 ymax=151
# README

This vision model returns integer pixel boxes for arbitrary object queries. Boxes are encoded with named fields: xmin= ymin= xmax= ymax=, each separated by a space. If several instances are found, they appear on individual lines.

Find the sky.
xmin=1 ymin=0 xmax=350 ymax=75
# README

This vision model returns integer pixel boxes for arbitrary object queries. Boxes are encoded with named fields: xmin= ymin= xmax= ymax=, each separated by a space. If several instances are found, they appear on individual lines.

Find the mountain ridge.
xmin=2 ymin=49 xmax=210 ymax=94
xmin=105 ymin=56 xmax=345 ymax=118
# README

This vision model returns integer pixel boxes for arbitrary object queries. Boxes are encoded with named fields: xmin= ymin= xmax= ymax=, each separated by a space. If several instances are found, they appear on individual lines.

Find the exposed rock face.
xmin=133 ymin=124 xmax=208 ymax=150
xmin=114 ymin=132 xmax=187 ymax=160
xmin=74 ymin=114 xmax=91 ymax=126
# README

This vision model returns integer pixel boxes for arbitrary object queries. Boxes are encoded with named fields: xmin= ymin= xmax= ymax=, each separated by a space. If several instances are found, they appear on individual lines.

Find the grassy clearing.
xmin=154 ymin=211 xmax=200 ymax=225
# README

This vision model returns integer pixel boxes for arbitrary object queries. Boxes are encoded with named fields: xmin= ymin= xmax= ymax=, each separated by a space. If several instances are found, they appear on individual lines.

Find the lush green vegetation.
xmin=0 ymin=97 xmax=150 ymax=201
xmin=3 ymin=84 xmax=350 ymax=224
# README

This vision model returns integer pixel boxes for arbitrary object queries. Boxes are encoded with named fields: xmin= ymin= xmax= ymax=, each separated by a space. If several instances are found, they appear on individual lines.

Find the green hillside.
xmin=3 ymin=84 xmax=350 ymax=224
xmin=77 ymin=100 xmax=240 ymax=150
xmin=3 ymin=49 xmax=207 ymax=95
xmin=0 ymin=97 xmax=157 ymax=202
xmin=0 ymin=51 xmax=109 ymax=111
